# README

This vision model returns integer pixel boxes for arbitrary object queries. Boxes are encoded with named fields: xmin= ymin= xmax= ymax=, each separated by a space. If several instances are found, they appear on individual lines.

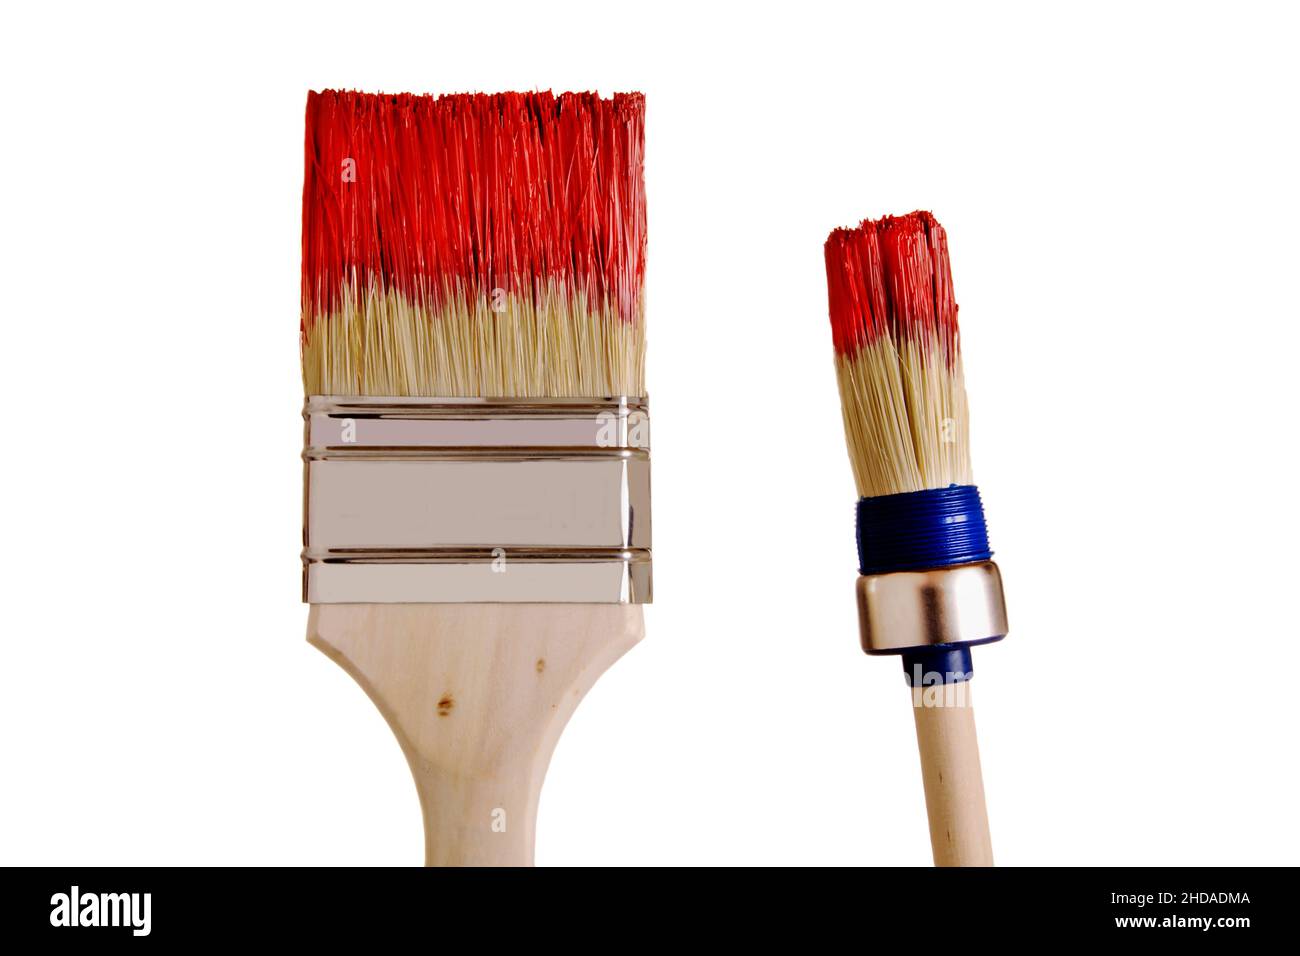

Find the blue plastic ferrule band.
xmin=899 ymin=635 xmax=1003 ymax=684
xmin=856 ymin=484 xmax=992 ymax=576
xmin=902 ymin=646 xmax=973 ymax=686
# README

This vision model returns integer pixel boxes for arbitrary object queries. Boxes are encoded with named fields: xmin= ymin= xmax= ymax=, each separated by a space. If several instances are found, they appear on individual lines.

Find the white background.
xmin=2 ymin=1 xmax=1297 ymax=866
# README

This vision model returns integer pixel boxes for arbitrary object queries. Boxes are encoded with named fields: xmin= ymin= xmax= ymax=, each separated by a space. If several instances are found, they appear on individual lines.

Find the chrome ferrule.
xmin=856 ymin=560 xmax=1007 ymax=655
xmin=302 ymin=396 xmax=652 ymax=604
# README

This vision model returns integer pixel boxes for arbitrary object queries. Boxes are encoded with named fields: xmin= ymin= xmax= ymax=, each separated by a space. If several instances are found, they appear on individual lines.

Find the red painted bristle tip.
xmin=824 ymin=211 xmax=959 ymax=358
xmin=302 ymin=90 xmax=646 ymax=328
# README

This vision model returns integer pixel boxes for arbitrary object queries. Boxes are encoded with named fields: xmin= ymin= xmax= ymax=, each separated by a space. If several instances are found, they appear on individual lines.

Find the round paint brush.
xmin=823 ymin=211 xmax=1008 ymax=866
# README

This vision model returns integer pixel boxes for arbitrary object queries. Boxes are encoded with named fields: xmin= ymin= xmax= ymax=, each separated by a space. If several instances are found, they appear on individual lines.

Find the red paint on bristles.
xmin=824 ymin=211 xmax=959 ymax=359
xmin=301 ymin=90 xmax=646 ymax=331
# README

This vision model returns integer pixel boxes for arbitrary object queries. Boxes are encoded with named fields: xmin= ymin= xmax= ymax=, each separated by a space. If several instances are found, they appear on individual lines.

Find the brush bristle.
xmin=301 ymin=90 xmax=646 ymax=398
xmin=824 ymin=211 xmax=972 ymax=498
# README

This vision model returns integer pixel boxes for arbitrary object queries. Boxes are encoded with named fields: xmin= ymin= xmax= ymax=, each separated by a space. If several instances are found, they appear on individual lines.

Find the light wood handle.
xmin=308 ymin=603 xmax=643 ymax=866
xmin=911 ymin=681 xmax=993 ymax=866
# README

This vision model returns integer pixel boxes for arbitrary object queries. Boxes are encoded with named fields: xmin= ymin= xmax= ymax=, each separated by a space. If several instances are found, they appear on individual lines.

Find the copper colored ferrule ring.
xmin=856 ymin=560 xmax=1007 ymax=654
xmin=302 ymin=396 xmax=652 ymax=604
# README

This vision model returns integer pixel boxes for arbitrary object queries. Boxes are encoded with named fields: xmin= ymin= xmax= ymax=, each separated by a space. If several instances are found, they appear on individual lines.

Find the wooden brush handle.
xmin=911 ymin=681 xmax=993 ymax=866
xmin=308 ymin=603 xmax=643 ymax=866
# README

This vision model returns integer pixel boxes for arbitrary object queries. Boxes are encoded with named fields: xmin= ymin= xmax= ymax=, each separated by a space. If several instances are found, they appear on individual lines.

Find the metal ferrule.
xmin=303 ymin=396 xmax=652 ymax=604
xmin=856 ymin=560 xmax=1007 ymax=655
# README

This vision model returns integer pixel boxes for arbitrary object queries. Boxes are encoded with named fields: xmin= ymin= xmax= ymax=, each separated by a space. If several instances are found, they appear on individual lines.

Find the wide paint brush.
xmin=300 ymin=90 xmax=650 ymax=866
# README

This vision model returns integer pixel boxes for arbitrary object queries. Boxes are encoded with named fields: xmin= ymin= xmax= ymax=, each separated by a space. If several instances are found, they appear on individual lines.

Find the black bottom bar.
xmin=4 ymin=866 xmax=1286 ymax=943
